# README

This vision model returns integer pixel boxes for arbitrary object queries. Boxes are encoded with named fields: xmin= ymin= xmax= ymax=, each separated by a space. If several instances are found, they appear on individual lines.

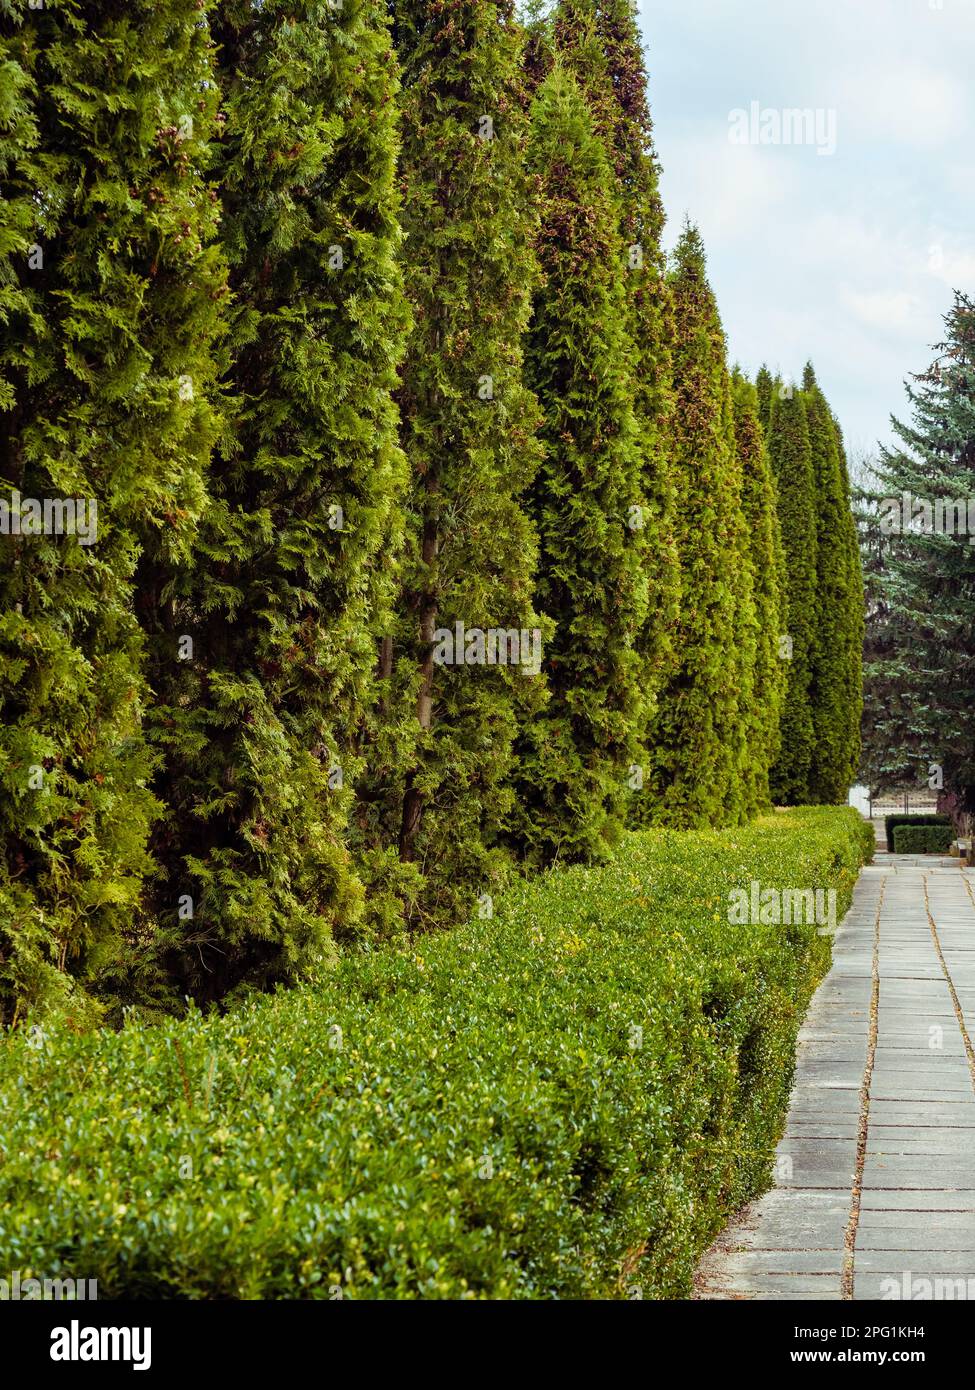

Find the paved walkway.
xmin=696 ymin=852 xmax=975 ymax=1300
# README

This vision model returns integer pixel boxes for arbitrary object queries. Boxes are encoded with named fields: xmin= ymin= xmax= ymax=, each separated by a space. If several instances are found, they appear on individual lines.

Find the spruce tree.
xmin=357 ymin=0 xmax=544 ymax=928
xmin=510 ymin=64 xmax=646 ymax=863
xmin=803 ymin=363 xmax=863 ymax=802
xmin=863 ymin=293 xmax=975 ymax=808
xmin=553 ymin=0 xmax=679 ymax=763
xmin=142 ymin=0 xmax=410 ymax=997
xmin=767 ymin=382 xmax=818 ymax=803
xmin=732 ymin=369 xmax=787 ymax=812
xmin=646 ymin=226 xmax=750 ymax=828
xmin=0 ymin=0 xmax=224 ymax=1021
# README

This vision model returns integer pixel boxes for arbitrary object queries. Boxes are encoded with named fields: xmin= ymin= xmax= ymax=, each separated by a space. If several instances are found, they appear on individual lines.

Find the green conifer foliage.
xmin=646 ymin=226 xmax=749 ymax=828
xmin=511 ymin=64 xmax=646 ymax=863
xmin=755 ymin=364 xmax=774 ymax=433
xmin=767 ymin=383 xmax=818 ymax=803
xmin=858 ymin=294 xmax=975 ymax=804
xmin=358 ymin=0 xmax=544 ymax=928
xmin=803 ymin=363 xmax=863 ymax=802
xmin=0 ymin=0 xmax=224 ymax=1021
xmin=142 ymin=0 xmax=410 ymax=997
xmin=553 ymin=0 xmax=678 ymax=757
xmin=732 ymin=370 xmax=787 ymax=812
xmin=832 ymin=413 xmax=865 ymax=793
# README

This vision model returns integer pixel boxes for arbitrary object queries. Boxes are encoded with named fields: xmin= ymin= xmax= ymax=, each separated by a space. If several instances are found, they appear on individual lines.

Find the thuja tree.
xmin=862 ymin=294 xmax=975 ymax=809
xmin=767 ymin=382 xmax=818 ymax=803
xmin=755 ymin=364 xmax=774 ymax=433
xmin=803 ymin=363 xmax=863 ymax=802
xmin=511 ymin=65 xmax=646 ymax=863
xmin=0 ymin=0 xmax=224 ymax=1022
xmin=644 ymin=225 xmax=749 ymax=828
xmin=356 ymin=0 xmax=544 ymax=929
xmin=732 ymin=369 xmax=787 ymax=813
xmin=142 ymin=0 xmax=410 ymax=997
xmin=553 ymin=0 xmax=678 ymax=772
xmin=833 ymin=413 xmax=865 ymax=793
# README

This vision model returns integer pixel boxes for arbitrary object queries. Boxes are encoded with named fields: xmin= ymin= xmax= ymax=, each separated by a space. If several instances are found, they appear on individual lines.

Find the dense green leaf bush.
xmin=0 ymin=807 xmax=872 ymax=1299
xmin=884 ymin=813 xmax=951 ymax=852
xmin=891 ymin=822 xmax=953 ymax=854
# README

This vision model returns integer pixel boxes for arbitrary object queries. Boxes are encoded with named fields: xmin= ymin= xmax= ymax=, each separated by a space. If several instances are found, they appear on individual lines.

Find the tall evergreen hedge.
xmin=553 ymin=0 xmax=679 ymax=763
xmin=141 ymin=0 xmax=410 ymax=999
xmin=767 ymin=382 xmax=818 ymax=804
xmin=755 ymin=363 xmax=774 ymax=432
xmin=833 ymin=412 xmax=864 ymax=796
xmin=0 ymin=0 xmax=225 ymax=1021
xmin=0 ymin=0 xmax=870 ymax=1027
xmin=803 ymin=363 xmax=862 ymax=802
xmin=358 ymin=0 xmax=545 ymax=929
xmin=512 ymin=64 xmax=646 ymax=863
xmin=732 ymin=369 xmax=787 ymax=813
xmin=646 ymin=226 xmax=751 ymax=828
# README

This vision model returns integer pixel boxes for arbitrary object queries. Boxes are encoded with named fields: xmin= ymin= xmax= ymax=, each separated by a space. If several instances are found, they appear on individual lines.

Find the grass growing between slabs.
xmin=0 ymin=807 xmax=873 ymax=1299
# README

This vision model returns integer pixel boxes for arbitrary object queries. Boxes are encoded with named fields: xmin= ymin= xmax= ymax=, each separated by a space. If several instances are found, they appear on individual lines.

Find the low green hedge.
xmin=0 ymin=807 xmax=873 ymax=1300
xmin=884 ymin=813 xmax=951 ymax=852
xmin=892 ymin=822 xmax=954 ymax=854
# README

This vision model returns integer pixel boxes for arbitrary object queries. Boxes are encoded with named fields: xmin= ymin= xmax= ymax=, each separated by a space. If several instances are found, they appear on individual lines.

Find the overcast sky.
xmin=638 ymin=0 xmax=975 ymax=461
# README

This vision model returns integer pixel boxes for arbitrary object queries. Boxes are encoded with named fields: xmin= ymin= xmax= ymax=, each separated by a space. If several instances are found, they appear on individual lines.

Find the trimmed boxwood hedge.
xmin=891 ymin=823 xmax=954 ymax=854
xmin=0 ymin=808 xmax=873 ymax=1300
xmin=884 ymin=813 xmax=951 ymax=852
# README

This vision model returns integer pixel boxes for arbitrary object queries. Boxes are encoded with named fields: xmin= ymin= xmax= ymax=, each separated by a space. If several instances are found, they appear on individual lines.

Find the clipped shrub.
xmin=891 ymin=822 xmax=953 ymax=854
xmin=0 ymin=807 xmax=872 ymax=1299
xmin=884 ymin=813 xmax=951 ymax=852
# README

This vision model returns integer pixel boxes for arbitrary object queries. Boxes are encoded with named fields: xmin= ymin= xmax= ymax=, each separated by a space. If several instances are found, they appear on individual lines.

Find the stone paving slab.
xmin=859 ymin=1190 xmax=975 ymax=1211
xmin=716 ymin=1250 xmax=844 ymax=1274
xmin=855 ymin=1271 xmax=975 ymax=1298
xmin=698 ymin=1279 xmax=844 ymax=1300
xmin=853 ymin=1250 xmax=975 ymax=1274
xmin=862 ymin=1157 xmax=975 ymax=1186
xmin=695 ymin=856 xmax=975 ymax=1300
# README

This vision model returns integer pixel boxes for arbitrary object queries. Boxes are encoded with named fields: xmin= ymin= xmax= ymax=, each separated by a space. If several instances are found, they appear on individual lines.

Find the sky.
xmin=637 ymin=0 xmax=975 ymax=463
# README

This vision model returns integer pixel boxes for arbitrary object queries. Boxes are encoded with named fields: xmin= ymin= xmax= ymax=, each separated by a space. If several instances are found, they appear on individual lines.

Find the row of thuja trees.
xmin=0 ymin=0 xmax=863 ymax=1020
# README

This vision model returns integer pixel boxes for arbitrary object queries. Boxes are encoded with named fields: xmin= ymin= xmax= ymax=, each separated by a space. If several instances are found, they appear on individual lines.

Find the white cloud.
xmin=639 ymin=0 xmax=974 ymax=448
xmin=836 ymin=63 xmax=968 ymax=150
xmin=660 ymin=132 xmax=796 ymax=246
xmin=842 ymin=288 xmax=925 ymax=334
